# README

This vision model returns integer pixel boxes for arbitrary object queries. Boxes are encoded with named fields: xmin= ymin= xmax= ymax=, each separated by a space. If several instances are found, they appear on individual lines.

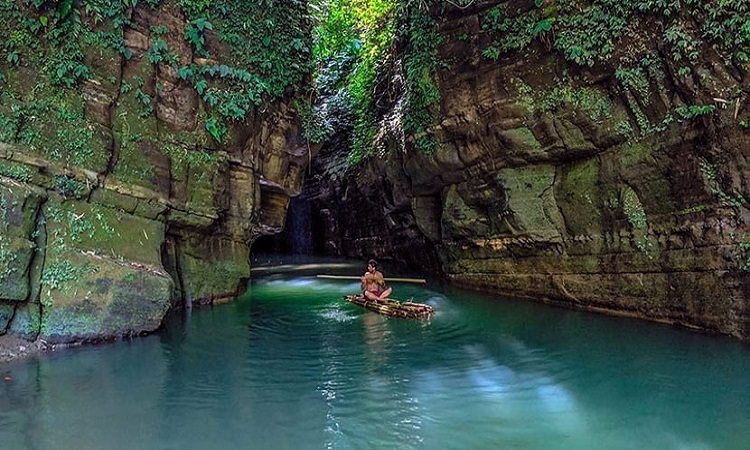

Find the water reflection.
xmin=0 ymin=263 xmax=748 ymax=449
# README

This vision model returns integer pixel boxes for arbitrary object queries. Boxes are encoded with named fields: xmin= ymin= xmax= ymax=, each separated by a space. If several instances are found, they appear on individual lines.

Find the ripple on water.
xmin=2 ymin=267 xmax=748 ymax=449
xmin=319 ymin=308 xmax=357 ymax=323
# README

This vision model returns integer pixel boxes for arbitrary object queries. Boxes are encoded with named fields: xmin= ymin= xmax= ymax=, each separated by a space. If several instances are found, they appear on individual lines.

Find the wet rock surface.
xmin=0 ymin=334 xmax=53 ymax=364
xmin=302 ymin=1 xmax=750 ymax=339
xmin=0 ymin=3 xmax=313 ymax=349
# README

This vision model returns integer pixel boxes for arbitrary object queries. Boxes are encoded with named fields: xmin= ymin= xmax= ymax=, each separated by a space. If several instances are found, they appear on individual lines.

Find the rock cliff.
xmin=0 ymin=0 xmax=313 ymax=342
xmin=304 ymin=0 xmax=750 ymax=339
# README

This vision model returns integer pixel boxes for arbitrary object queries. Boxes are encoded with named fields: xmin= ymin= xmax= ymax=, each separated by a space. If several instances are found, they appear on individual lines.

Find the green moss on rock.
xmin=555 ymin=157 xmax=602 ymax=236
xmin=8 ymin=301 xmax=40 ymax=340
xmin=497 ymin=165 xmax=564 ymax=242
xmin=179 ymin=237 xmax=250 ymax=303
xmin=40 ymin=250 xmax=172 ymax=343
xmin=0 ymin=301 xmax=14 ymax=333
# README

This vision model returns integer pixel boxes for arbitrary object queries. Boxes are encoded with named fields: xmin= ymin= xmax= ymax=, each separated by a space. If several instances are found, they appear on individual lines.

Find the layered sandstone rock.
xmin=304 ymin=1 xmax=750 ymax=339
xmin=0 ymin=2 xmax=312 ymax=342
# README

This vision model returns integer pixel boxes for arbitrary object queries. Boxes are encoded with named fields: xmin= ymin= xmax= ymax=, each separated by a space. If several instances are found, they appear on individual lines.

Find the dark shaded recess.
xmin=253 ymin=193 xmax=321 ymax=255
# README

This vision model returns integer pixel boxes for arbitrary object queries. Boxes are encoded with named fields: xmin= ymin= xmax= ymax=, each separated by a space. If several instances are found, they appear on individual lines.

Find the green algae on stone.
xmin=178 ymin=237 xmax=250 ymax=303
xmin=496 ymin=165 xmax=564 ymax=242
xmin=0 ymin=179 xmax=45 ymax=301
xmin=45 ymin=198 xmax=165 ymax=267
xmin=498 ymin=127 xmax=542 ymax=156
xmin=440 ymin=184 xmax=490 ymax=240
xmin=0 ymin=301 xmax=14 ymax=333
xmin=621 ymin=186 xmax=657 ymax=259
xmin=39 ymin=250 xmax=172 ymax=343
xmin=0 ymin=81 xmax=110 ymax=173
xmin=555 ymin=157 xmax=602 ymax=236
xmin=8 ymin=301 xmax=40 ymax=340
xmin=0 ymin=235 xmax=34 ymax=301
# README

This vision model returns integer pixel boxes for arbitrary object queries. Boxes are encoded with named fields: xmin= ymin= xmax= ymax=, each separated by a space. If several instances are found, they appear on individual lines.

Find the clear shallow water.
xmin=1 ymin=262 xmax=749 ymax=449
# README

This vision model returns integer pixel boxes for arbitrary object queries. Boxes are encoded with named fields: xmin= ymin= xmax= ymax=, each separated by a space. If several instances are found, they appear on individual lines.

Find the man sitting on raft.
xmin=361 ymin=259 xmax=392 ymax=303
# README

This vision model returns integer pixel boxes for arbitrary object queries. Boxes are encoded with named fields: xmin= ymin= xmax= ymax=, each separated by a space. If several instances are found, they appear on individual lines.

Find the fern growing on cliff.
xmin=310 ymin=0 xmax=443 ymax=163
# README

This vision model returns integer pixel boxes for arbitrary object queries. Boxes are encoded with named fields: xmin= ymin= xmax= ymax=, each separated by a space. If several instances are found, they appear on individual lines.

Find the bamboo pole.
xmin=317 ymin=275 xmax=427 ymax=284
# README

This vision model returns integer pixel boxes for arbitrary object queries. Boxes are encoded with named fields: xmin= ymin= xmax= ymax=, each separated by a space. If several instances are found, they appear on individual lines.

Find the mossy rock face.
xmin=178 ymin=237 xmax=250 ymax=303
xmin=0 ymin=301 xmax=14 ymax=333
xmin=89 ymin=188 xmax=140 ymax=215
xmin=496 ymin=165 xmax=564 ymax=242
xmin=0 ymin=0 xmax=314 ymax=343
xmin=604 ymin=140 xmax=676 ymax=218
xmin=497 ymin=127 xmax=543 ymax=158
xmin=39 ymin=250 xmax=172 ymax=342
xmin=0 ymin=80 xmax=111 ymax=173
xmin=38 ymin=197 xmax=173 ymax=341
xmin=0 ymin=178 xmax=45 ymax=239
xmin=0 ymin=179 xmax=44 ymax=301
xmin=0 ymin=236 xmax=35 ymax=301
xmin=440 ymin=184 xmax=490 ymax=240
xmin=45 ymin=197 xmax=165 ymax=267
xmin=110 ymin=58 xmax=166 ymax=193
xmin=8 ymin=301 xmax=41 ymax=341
xmin=555 ymin=157 xmax=602 ymax=237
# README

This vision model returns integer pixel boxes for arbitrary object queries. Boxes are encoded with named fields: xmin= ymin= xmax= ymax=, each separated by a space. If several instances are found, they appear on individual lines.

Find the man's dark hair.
xmin=368 ymin=259 xmax=378 ymax=268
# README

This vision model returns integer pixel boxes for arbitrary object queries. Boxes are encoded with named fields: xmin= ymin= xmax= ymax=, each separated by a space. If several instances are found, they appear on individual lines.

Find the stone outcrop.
xmin=0 ymin=2 xmax=313 ymax=342
xmin=303 ymin=1 xmax=750 ymax=339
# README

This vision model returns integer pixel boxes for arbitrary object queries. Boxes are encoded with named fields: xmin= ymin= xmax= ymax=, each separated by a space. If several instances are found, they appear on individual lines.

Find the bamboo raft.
xmin=344 ymin=295 xmax=434 ymax=319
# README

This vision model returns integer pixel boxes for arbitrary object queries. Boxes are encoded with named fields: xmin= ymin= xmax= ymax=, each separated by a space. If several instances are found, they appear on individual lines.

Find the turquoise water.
xmin=1 ymin=261 xmax=749 ymax=449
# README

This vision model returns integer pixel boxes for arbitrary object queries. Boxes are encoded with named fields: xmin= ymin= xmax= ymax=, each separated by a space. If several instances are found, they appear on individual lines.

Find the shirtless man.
xmin=361 ymin=259 xmax=392 ymax=303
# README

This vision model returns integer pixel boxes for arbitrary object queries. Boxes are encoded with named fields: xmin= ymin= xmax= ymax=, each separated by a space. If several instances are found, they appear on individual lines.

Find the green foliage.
xmin=675 ymin=104 xmax=715 ymax=121
xmin=147 ymin=37 xmax=178 ymax=66
xmin=53 ymin=174 xmax=86 ymax=199
xmin=0 ymin=91 xmax=105 ymax=169
xmin=163 ymin=142 xmax=218 ymax=171
xmin=615 ymin=66 xmax=650 ymax=97
xmin=204 ymin=117 xmax=226 ymax=142
xmin=554 ymin=2 xmax=628 ymax=67
xmin=402 ymin=5 xmax=442 ymax=155
xmin=178 ymin=0 xmax=210 ymax=20
xmin=312 ymin=0 xmax=396 ymax=161
xmin=514 ymin=78 xmax=612 ymax=124
xmin=0 ymin=160 xmax=33 ymax=182
xmin=663 ymin=23 xmax=701 ymax=62
xmin=132 ymin=76 xmax=154 ymax=118
xmin=699 ymin=159 xmax=749 ymax=209
xmin=481 ymin=3 xmax=554 ymax=59
xmin=614 ymin=120 xmax=633 ymax=136
xmin=296 ymin=98 xmax=335 ymax=144
xmin=311 ymin=0 xmax=442 ymax=161
xmin=40 ymin=259 xmax=97 ymax=299
xmin=184 ymin=18 xmax=212 ymax=57
xmin=540 ymin=84 xmax=612 ymax=122
xmin=476 ymin=0 xmax=750 ymax=68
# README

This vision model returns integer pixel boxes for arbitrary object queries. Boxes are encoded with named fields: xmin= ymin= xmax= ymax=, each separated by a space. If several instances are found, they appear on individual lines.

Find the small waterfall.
xmin=286 ymin=195 xmax=313 ymax=254
xmin=253 ymin=194 xmax=314 ymax=255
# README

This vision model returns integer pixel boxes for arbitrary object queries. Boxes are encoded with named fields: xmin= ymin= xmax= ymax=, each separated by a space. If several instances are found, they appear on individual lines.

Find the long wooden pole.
xmin=316 ymin=275 xmax=427 ymax=284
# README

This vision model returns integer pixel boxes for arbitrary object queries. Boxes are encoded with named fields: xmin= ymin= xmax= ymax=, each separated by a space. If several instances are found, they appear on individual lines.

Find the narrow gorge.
xmin=1 ymin=0 xmax=749 ymax=348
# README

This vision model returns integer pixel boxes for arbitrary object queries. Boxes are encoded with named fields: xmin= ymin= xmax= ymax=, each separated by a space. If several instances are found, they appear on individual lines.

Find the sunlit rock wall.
xmin=307 ymin=1 xmax=750 ymax=339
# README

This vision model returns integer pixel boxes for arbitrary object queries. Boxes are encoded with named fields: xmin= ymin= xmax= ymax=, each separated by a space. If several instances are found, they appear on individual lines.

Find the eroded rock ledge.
xmin=304 ymin=1 xmax=750 ymax=339
xmin=0 ymin=3 xmax=314 ymax=343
